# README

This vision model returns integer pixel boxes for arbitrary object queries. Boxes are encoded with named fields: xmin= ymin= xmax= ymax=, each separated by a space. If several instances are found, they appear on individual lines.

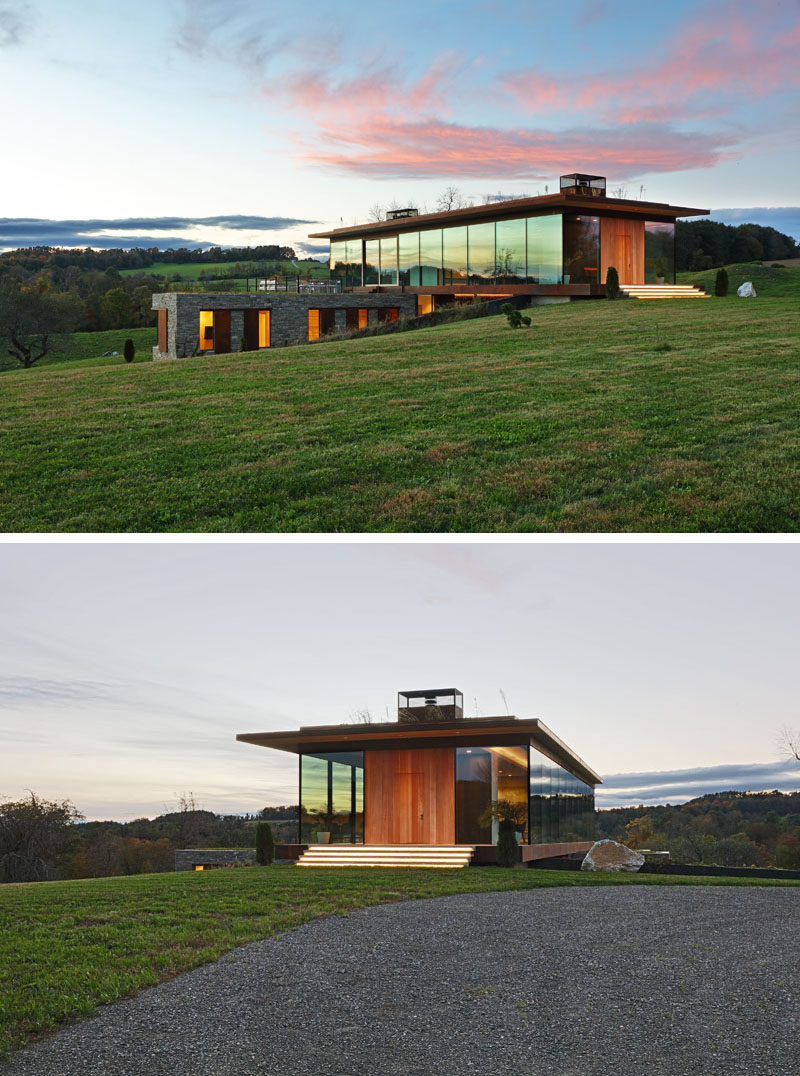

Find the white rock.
xmin=737 ymin=281 xmax=757 ymax=297
xmin=581 ymin=839 xmax=645 ymax=873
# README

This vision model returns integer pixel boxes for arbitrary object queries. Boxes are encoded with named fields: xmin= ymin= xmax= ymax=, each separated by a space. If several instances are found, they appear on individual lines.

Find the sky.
xmin=1 ymin=542 xmax=798 ymax=820
xmin=1 ymin=0 xmax=799 ymax=255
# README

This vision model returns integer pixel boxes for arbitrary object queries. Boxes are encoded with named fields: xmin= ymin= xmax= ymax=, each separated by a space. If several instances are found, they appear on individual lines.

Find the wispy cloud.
xmin=0 ymin=215 xmax=314 ymax=251
xmin=0 ymin=676 xmax=116 ymax=706
xmin=0 ymin=5 xmax=29 ymax=47
xmin=597 ymin=760 xmax=800 ymax=808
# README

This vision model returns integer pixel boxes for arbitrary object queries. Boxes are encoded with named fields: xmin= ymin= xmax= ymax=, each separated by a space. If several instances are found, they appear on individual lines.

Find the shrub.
xmin=500 ymin=301 xmax=530 ymax=328
xmin=714 ymin=267 xmax=729 ymax=297
xmin=123 ymin=339 xmax=135 ymax=363
xmin=255 ymin=821 xmax=274 ymax=866
xmin=605 ymin=265 xmax=621 ymax=299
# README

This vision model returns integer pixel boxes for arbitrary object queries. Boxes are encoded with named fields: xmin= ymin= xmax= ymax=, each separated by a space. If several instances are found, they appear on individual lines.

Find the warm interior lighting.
xmin=417 ymin=295 xmax=434 ymax=316
xmin=358 ymin=308 xmax=368 ymax=329
xmin=198 ymin=311 xmax=214 ymax=351
xmin=194 ymin=865 xmax=204 ymax=871
xmin=308 ymin=309 xmax=320 ymax=342
xmin=297 ymin=844 xmax=475 ymax=869
xmin=258 ymin=310 xmax=270 ymax=348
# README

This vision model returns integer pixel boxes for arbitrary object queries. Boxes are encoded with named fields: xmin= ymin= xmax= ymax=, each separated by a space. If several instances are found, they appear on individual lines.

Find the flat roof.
xmin=309 ymin=191 xmax=709 ymax=241
xmin=237 ymin=714 xmax=601 ymax=786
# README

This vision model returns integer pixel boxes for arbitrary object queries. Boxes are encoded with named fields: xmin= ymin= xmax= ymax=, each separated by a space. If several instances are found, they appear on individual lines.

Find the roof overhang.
xmin=309 ymin=193 xmax=709 ymax=241
xmin=237 ymin=715 xmax=601 ymax=786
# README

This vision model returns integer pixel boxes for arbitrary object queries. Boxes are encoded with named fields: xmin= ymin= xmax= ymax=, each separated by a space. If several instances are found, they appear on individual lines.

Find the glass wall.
xmin=300 ymin=751 xmax=364 ymax=844
xmin=468 ymin=222 xmax=496 ymax=284
xmin=364 ymin=240 xmax=379 ymax=286
xmin=380 ymin=237 xmax=398 ymax=285
xmin=399 ymin=232 xmax=420 ymax=286
xmin=644 ymin=221 xmax=675 ymax=283
xmin=419 ymin=229 xmax=443 ymax=285
xmin=528 ymin=744 xmax=595 ymax=843
xmin=563 ymin=214 xmax=600 ymax=284
xmin=455 ymin=745 xmax=528 ymax=844
xmin=329 ymin=240 xmax=362 ymax=287
xmin=527 ymin=215 xmax=563 ymax=284
xmin=495 ymin=218 xmax=526 ymax=283
xmin=442 ymin=226 xmax=468 ymax=284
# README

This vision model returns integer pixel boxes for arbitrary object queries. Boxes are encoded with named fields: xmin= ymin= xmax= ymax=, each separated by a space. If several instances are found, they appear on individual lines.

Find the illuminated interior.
xmin=358 ymin=308 xmax=368 ymax=329
xmin=258 ymin=310 xmax=270 ymax=348
xmin=417 ymin=295 xmax=434 ymax=316
xmin=308 ymin=309 xmax=320 ymax=342
xmin=198 ymin=310 xmax=214 ymax=350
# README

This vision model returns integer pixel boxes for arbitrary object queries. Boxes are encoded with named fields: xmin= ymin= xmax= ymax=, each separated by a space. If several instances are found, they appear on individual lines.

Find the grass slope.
xmin=2 ymin=865 xmax=797 ymax=1056
xmin=678 ymin=261 xmax=800 ymax=297
xmin=1 ymin=297 xmax=798 ymax=533
xmin=0 ymin=328 xmax=157 ymax=374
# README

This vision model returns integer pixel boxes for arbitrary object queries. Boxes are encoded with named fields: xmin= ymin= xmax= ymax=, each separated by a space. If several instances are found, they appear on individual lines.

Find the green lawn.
xmin=1 ymin=296 xmax=798 ymax=532
xmin=678 ymin=260 xmax=800 ymax=297
xmin=0 ymin=328 xmax=157 ymax=374
xmin=1 ymin=865 xmax=797 ymax=1057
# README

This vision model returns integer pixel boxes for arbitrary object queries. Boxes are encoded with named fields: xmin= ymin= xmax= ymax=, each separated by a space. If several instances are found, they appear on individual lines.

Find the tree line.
xmin=676 ymin=219 xmax=798 ymax=271
xmin=0 ymin=244 xmax=297 ymax=274
xmin=0 ymin=793 xmax=298 ymax=883
xmin=596 ymin=789 xmax=800 ymax=869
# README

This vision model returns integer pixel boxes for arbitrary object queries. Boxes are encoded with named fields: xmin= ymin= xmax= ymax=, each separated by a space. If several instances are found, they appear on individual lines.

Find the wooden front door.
xmin=600 ymin=218 xmax=644 ymax=284
xmin=364 ymin=748 xmax=455 ymax=844
xmin=214 ymin=310 xmax=231 ymax=353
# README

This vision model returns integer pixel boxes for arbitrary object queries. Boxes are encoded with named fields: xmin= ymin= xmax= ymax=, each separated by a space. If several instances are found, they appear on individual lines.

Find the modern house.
xmin=312 ymin=173 xmax=709 ymax=309
xmin=236 ymin=688 xmax=600 ymax=867
xmin=151 ymin=173 xmax=708 ymax=358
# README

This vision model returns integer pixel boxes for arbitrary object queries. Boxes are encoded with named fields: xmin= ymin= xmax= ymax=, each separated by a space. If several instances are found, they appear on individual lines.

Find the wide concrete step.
xmin=297 ymin=844 xmax=475 ymax=868
xmin=620 ymin=284 xmax=709 ymax=300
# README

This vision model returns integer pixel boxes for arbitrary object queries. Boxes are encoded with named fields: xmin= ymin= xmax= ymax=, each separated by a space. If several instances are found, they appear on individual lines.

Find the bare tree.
xmin=367 ymin=203 xmax=385 ymax=223
xmin=777 ymin=725 xmax=800 ymax=761
xmin=350 ymin=707 xmax=374 ymax=725
xmin=436 ymin=186 xmax=470 ymax=212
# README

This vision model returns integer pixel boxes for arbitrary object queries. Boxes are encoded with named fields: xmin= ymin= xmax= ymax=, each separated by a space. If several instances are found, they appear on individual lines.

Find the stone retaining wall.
xmin=174 ymin=848 xmax=256 ymax=871
xmin=152 ymin=292 xmax=417 ymax=359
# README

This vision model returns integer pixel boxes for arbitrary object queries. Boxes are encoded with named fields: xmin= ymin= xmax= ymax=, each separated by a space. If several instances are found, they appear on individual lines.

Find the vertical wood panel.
xmin=364 ymin=748 xmax=454 ymax=844
xmin=601 ymin=218 xmax=644 ymax=284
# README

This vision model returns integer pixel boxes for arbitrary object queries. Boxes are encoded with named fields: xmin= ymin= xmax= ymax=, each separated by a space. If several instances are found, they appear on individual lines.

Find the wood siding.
xmin=364 ymin=748 xmax=455 ymax=844
xmin=601 ymin=218 xmax=644 ymax=285
xmin=157 ymin=309 xmax=168 ymax=352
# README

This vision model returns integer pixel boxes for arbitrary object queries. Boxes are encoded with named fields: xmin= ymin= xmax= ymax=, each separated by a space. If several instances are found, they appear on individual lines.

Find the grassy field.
xmin=0 ymin=327 xmax=157 ymax=374
xmin=678 ymin=260 xmax=800 ymax=297
xmin=118 ymin=259 xmax=327 ymax=280
xmin=1 ymin=296 xmax=798 ymax=532
xmin=2 ymin=865 xmax=797 ymax=1057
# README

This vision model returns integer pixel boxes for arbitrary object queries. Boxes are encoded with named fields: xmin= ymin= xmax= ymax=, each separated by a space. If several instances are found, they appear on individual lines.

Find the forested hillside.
xmin=676 ymin=218 xmax=798 ymax=271
xmin=597 ymin=790 xmax=800 ymax=868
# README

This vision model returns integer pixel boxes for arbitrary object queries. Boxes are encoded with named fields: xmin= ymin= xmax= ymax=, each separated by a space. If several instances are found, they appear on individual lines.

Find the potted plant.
xmin=480 ymin=799 xmax=528 ymax=867
xmin=654 ymin=257 xmax=666 ymax=285
xmin=312 ymin=808 xmax=335 ymax=843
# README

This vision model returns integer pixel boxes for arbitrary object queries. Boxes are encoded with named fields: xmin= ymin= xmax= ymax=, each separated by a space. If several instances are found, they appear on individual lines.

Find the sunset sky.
xmin=1 ymin=0 xmax=799 ymax=253
xmin=1 ymin=542 xmax=798 ymax=820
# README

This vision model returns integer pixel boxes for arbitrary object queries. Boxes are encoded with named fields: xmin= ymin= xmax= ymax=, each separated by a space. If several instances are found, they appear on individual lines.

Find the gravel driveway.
xmin=3 ymin=885 xmax=799 ymax=1076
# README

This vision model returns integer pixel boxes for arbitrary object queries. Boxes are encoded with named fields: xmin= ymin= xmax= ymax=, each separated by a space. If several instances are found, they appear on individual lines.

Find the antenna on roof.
xmin=499 ymin=688 xmax=510 ymax=715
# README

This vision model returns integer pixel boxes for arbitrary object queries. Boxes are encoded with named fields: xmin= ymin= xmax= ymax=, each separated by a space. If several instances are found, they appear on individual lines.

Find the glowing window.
xmin=199 ymin=310 xmax=214 ymax=350
xmin=258 ymin=310 xmax=270 ymax=348
xmin=417 ymin=295 xmax=434 ymax=316
xmin=358 ymin=308 xmax=368 ymax=329
xmin=308 ymin=309 xmax=320 ymax=341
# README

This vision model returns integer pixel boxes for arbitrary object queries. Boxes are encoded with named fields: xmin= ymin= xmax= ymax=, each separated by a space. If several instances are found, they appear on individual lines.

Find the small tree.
xmin=0 ymin=792 xmax=83 ymax=882
xmin=714 ymin=267 xmax=729 ymax=297
xmin=500 ymin=301 xmax=530 ymax=328
xmin=123 ymin=338 xmax=135 ymax=363
xmin=255 ymin=821 xmax=274 ymax=865
xmin=605 ymin=265 xmax=621 ymax=299
xmin=0 ymin=280 xmax=81 ymax=369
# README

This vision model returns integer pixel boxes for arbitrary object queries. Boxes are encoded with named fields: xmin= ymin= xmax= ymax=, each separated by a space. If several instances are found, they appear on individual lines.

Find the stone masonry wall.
xmin=174 ymin=848 xmax=256 ymax=871
xmin=152 ymin=292 xmax=417 ymax=360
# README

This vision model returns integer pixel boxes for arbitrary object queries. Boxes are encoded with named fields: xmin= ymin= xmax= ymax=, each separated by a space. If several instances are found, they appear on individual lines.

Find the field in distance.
xmin=1 ymin=295 xmax=798 ymax=533
xmin=118 ymin=258 xmax=327 ymax=280
xmin=2 ymin=864 xmax=797 ymax=1056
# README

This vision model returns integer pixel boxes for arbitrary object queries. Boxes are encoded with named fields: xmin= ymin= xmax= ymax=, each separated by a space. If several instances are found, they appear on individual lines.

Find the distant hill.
xmin=597 ymin=789 xmax=800 ymax=868
xmin=678 ymin=260 xmax=800 ymax=297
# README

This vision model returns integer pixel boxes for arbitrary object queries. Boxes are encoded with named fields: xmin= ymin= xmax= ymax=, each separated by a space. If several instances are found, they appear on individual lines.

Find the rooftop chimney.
xmin=559 ymin=173 xmax=606 ymax=197
xmin=398 ymin=688 xmax=464 ymax=724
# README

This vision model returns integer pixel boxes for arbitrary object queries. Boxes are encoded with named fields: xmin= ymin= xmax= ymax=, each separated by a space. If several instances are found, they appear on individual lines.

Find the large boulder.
xmin=581 ymin=839 xmax=645 ymax=873
xmin=737 ymin=281 xmax=757 ymax=297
